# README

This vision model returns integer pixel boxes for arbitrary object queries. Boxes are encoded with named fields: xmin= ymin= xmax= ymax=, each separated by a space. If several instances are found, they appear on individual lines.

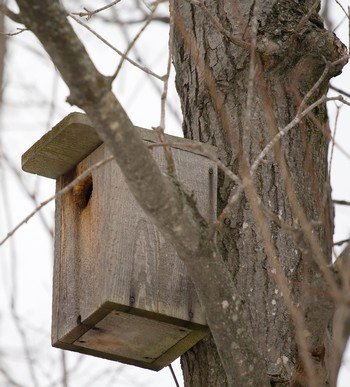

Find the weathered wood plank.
xmin=53 ymin=302 xmax=208 ymax=371
xmin=22 ymin=112 xmax=216 ymax=179
xmin=22 ymin=113 xmax=102 ymax=179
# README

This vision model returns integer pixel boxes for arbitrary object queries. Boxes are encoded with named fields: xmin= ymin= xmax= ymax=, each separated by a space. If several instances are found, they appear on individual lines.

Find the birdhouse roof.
xmin=22 ymin=112 xmax=216 ymax=179
xmin=22 ymin=113 xmax=102 ymax=179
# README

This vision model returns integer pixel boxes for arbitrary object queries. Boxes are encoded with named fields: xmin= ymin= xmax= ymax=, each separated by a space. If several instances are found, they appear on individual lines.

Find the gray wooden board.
xmin=52 ymin=139 xmax=217 ymax=369
xmin=22 ymin=112 xmax=216 ymax=179
xmin=76 ymin=311 xmax=190 ymax=362
xmin=53 ymin=302 xmax=208 ymax=371
xmin=22 ymin=114 xmax=102 ymax=179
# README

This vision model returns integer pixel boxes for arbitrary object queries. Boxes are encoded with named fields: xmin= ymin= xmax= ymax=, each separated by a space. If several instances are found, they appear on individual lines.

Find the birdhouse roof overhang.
xmin=22 ymin=112 xmax=216 ymax=179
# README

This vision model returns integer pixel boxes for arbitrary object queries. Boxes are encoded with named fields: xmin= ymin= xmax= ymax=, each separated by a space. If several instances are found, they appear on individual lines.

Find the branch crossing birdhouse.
xmin=22 ymin=113 xmax=217 ymax=370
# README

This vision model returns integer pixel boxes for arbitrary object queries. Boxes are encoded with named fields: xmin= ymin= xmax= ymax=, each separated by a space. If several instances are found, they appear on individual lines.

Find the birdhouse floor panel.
xmin=75 ymin=311 xmax=189 ymax=362
xmin=53 ymin=302 xmax=208 ymax=371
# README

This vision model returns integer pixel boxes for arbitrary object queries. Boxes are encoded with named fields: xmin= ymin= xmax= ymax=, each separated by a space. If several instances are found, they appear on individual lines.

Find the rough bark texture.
xmin=172 ymin=1 xmax=346 ymax=386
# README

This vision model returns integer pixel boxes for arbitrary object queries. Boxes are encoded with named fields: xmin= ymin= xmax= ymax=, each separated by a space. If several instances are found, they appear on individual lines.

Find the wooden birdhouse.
xmin=21 ymin=113 xmax=217 ymax=371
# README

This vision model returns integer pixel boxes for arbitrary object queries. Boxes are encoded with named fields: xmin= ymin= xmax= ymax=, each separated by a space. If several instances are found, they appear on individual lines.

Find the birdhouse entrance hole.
xmin=72 ymin=173 xmax=93 ymax=209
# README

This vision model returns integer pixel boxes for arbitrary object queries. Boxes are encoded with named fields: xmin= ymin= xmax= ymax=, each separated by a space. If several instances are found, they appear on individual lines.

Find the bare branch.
xmin=111 ymin=1 xmax=160 ymax=81
xmin=169 ymin=364 xmax=180 ymax=387
xmin=328 ymin=103 xmax=342 ymax=176
xmin=333 ymin=238 xmax=350 ymax=247
xmin=334 ymin=0 xmax=349 ymax=19
xmin=188 ymin=0 xmax=250 ymax=50
xmin=333 ymin=199 xmax=350 ymax=206
xmin=217 ymin=94 xmax=349 ymax=229
xmin=72 ymin=0 xmax=122 ymax=20
xmin=0 ymin=27 xmax=27 ymax=36
xmin=153 ymin=1 xmax=176 ymax=176
xmin=69 ymin=14 xmax=165 ymax=81
xmin=108 ymin=7 xmax=181 ymax=124
xmin=0 ymin=362 xmax=22 ymax=387
xmin=10 ymin=311 xmax=40 ymax=387
xmin=330 ymin=84 xmax=350 ymax=98
xmin=0 ymin=155 xmax=114 ymax=247
xmin=256 ymin=95 xmax=350 ymax=173
xmin=2 ymin=151 xmax=53 ymax=237
xmin=294 ymin=0 xmax=320 ymax=33
xmin=298 ymin=55 xmax=350 ymax=114
xmin=148 ymin=141 xmax=241 ymax=186
xmin=0 ymin=4 xmax=22 ymax=24
xmin=60 ymin=351 xmax=68 ymax=387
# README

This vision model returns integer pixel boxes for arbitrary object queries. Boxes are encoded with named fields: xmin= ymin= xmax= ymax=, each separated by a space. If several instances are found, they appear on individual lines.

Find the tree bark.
xmin=172 ymin=1 xmax=346 ymax=385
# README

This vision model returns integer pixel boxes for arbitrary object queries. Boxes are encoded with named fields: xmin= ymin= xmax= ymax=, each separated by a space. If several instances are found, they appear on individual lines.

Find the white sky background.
xmin=0 ymin=0 xmax=350 ymax=386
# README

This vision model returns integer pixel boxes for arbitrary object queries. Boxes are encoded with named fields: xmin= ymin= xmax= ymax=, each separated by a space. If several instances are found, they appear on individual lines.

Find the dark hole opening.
xmin=73 ymin=175 xmax=93 ymax=209
xmin=76 ymin=315 xmax=82 ymax=325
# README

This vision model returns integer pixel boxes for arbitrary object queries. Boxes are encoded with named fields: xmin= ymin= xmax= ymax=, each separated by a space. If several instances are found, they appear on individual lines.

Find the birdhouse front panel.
xmin=22 ymin=113 xmax=217 ymax=371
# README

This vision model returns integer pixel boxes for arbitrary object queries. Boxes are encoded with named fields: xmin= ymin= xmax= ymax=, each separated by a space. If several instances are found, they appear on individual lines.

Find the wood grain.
xmin=22 ymin=112 xmax=216 ymax=179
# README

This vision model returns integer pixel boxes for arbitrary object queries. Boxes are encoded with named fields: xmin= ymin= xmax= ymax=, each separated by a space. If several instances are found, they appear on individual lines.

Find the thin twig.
xmin=105 ymin=0 xmax=182 ymax=124
xmin=330 ymin=84 xmax=350 ymax=99
xmin=72 ymin=0 xmax=122 ymax=20
xmin=10 ymin=311 xmax=40 ymax=387
xmin=216 ymin=94 xmax=350 ymax=228
xmin=333 ymin=15 xmax=347 ymax=33
xmin=0 ymin=155 xmax=114 ymax=247
xmin=298 ymin=55 xmax=350 ymax=114
xmin=251 ymin=95 xmax=349 ymax=174
xmin=111 ymin=1 xmax=159 ymax=81
xmin=69 ymin=14 xmax=165 ymax=81
xmin=297 ymin=61 xmax=329 ymax=114
xmin=334 ymin=0 xmax=349 ymax=19
xmin=328 ymin=103 xmax=342 ymax=176
xmin=348 ymin=6 xmax=350 ymax=50
xmin=168 ymin=364 xmax=180 ymax=387
xmin=0 ymin=27 xmax=28 ymax=36
xmin=186 ymin=143 xmax=240 ymax=184
xmin=0 ymin=362 xmax=22 ymax=387
xmin=60 ymin=351 xmax=68 ymax=387
xmin=333 ymin=238 xmax=350 ymax=247
xmin=153 ymin=0 xmax=176 ymax=176
xmin=93 ymin=11 xmax=169 ymax=25
xmin=0 ymin=5 xmax=22 ymax=24
xmin=109 ymin=7 xmax=182 ymax=124
xmin=188 ymin=0 xmax=250 ymax=50
xmin=333 ymin=199 xmax=350 ymax=206
xmin=2 ymin=151 xmax=53 ymax=237
xmin=294 ymin=0 xmax=320 ymax=32
xmin=148 ymin=141 xmax=241 ymax=184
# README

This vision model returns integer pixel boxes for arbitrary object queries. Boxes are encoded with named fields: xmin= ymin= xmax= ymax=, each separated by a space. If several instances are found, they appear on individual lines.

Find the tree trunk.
xmin=172 ymin=1 xmax=346 ymax=385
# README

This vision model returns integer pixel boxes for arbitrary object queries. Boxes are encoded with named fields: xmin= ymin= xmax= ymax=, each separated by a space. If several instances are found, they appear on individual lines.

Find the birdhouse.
xmin=21 ymin=113 xmax=217 ymax=371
